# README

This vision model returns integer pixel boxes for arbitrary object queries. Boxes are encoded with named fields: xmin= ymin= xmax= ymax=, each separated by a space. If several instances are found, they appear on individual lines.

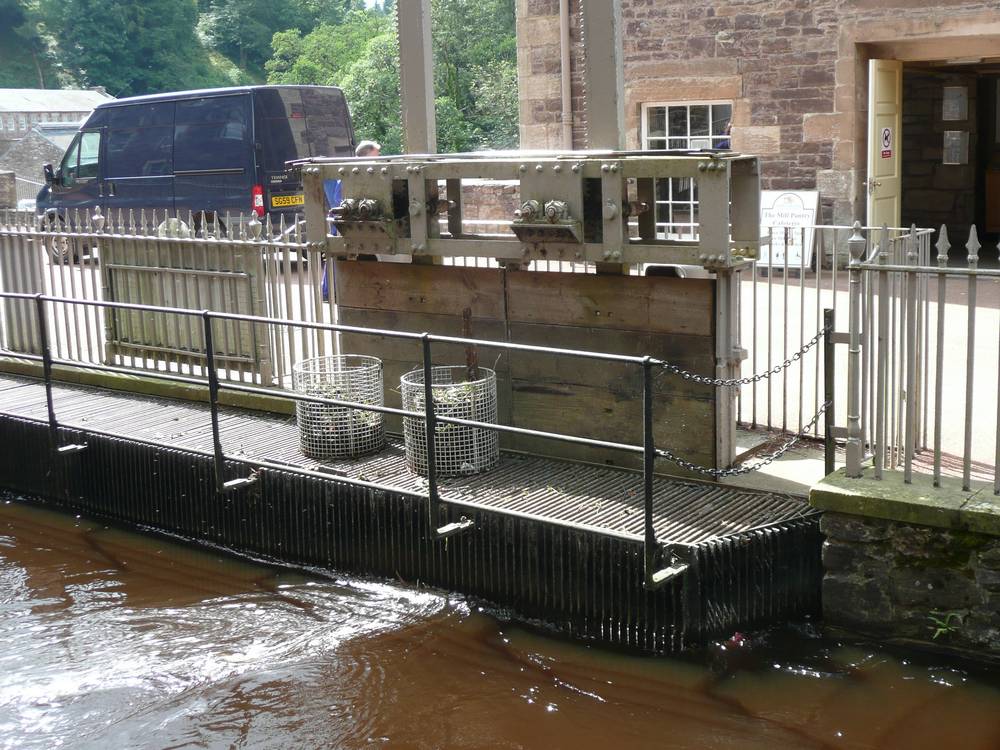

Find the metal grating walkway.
xmin=0 ymin=374 xmax=813 ymax=545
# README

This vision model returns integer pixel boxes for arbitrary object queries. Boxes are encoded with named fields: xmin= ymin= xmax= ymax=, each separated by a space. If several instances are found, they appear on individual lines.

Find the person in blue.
xmin=321 ymin=140 xmax=382 ymax=299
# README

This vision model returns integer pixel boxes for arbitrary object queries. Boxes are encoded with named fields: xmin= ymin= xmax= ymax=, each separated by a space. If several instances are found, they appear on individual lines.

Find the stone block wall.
xmin=517 ymin=0 xmax=1000 ymax=225
xmin=0 ymin=171 xmax=14 ymax=208
xmin=901 ymin=71 xmax=978 ymax=243
xmin=821 ymin=511 xmax=1000 ymax=654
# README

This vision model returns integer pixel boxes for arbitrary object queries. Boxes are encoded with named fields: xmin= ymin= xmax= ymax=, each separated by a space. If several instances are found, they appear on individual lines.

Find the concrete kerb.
xmin=810 ymin=465 xmax=1000 ymax=537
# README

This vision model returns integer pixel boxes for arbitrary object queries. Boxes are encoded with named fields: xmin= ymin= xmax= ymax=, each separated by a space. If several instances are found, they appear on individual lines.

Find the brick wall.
xmin=517 ymin=0 xmax=1000 ymax=225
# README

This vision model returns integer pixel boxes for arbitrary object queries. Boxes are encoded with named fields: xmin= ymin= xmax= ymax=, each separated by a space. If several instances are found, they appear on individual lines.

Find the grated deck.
xmin=0 ymin=374 xmax=813 ymax=545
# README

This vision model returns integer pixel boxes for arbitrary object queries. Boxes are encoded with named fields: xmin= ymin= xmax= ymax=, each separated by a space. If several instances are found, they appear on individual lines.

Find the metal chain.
xmin=654 ymin=400 xmax=832 ymax=478
xmin=656 ymin=324 xmax=830 ymax=388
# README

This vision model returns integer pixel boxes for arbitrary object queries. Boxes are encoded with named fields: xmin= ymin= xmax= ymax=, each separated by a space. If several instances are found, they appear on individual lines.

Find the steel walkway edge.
xmin=0 ymin=375 xmax=822 ymax=653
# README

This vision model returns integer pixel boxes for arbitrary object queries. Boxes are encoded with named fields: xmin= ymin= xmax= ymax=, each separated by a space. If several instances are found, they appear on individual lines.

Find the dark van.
xmin=37 ymin=85 xmax=354 ymax=237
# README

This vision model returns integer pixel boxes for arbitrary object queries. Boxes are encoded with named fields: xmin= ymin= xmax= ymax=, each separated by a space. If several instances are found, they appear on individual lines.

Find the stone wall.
xmin=821 ymin=512 xmax=1000 ymax=653
xmin=517 ymin=0 xmax=1000 ymax=225
xmin=0 ymin=130 xmax=63 ymax=184
xmin=0 ymin=171 xmax=14 ymax=209
xmin=901 ymin=71 xmax=978 ymax=243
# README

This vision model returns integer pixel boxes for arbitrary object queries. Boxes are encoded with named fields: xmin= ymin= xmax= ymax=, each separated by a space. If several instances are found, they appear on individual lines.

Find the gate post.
xmin=846 ymin=222 xmax=866 ymax=477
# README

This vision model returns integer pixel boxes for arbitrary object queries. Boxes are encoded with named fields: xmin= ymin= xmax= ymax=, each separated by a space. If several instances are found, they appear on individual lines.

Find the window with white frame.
xmin=641 ymin=101 xmax=732 ymax=239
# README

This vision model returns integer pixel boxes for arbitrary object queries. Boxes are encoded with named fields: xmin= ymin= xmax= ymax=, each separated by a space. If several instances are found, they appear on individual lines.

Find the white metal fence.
xmin=0 ymin=209 xmax=334 ymax=388
xmin=845 ymin=223 xmax=1000 ymax=490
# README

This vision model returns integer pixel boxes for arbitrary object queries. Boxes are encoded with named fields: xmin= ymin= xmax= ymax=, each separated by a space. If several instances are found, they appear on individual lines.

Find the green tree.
xmin=40 ymin=0 xmax=230 ymax=96
xmin=265 ymin=10 xmax=390 ymax=85
xmin=263 ymin=0 xmax=518 ymax=153
xmin=0 ymin=0 xmax=58 ymax=87
xmin=198 ymin=0 xmax=286 ymax=75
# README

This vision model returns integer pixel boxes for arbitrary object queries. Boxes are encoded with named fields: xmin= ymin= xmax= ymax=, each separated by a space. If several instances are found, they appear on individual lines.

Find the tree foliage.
xmin=0 ymin=0 xmax=517 ymax=153
xmin=39 ymin=0 xmax=231 ymax=96
xmin=268 ymin=0 xmax=518 ymax=154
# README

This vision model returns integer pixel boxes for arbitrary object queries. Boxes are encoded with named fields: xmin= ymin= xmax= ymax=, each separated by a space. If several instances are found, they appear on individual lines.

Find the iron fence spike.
xmin=935 ymin=224 xmax=950 ymax=263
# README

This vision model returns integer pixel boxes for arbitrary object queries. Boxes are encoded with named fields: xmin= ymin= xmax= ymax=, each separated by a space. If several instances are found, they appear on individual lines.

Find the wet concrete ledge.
xmin=810 ymin=466 xmax=1000 ymax=537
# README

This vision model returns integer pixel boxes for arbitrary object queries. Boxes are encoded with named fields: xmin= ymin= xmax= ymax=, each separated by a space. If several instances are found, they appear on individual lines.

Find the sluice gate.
xmin=0 ymin=374 xmax=821 ymax=653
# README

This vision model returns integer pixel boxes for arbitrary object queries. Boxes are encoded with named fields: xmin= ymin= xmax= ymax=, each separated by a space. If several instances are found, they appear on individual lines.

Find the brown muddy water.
xmin=2 ymin=494 xmax=1000 ymax=750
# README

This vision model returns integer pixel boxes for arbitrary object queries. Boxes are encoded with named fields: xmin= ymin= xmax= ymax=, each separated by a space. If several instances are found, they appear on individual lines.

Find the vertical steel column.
xmin=397 ymin=0 xmax=437 ymax=154
xmin=874 ymin=234 xmax=889 ymax=480
xmin=962 ymin=226 xmax=980 ymax=491
xmin=642 ymin=357 xmax=657 ymax=585
xmin=845 ymin=223 xmax=866 ymax=477
xmin=579 ymin=0 xmax=624 ymax=150
xmin=203 ymin=311 xmax=226 ymax=491
xmin=421 ymin=334 xmax=440 ymax=529
xmin=933 ymin=226 xmax=949 ymax=488
xmin=903 ymin=230 xmax=918 ymax=483
xmin=35 ymin=294 xmax=59 ymax=452
xmin=823 ymin=308 xmax=836 ymax=476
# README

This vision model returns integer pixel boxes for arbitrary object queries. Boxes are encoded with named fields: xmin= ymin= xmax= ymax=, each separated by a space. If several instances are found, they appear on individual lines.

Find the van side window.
xmin=174 ymin=95 xmax=250 ymax=172
xmin=78 ymin=131 xmax=102 ymax=179
xmin=106 ymin=102 xmax=174 ymax=178
xmin=60 ymin=134 xmax=81 ymax=186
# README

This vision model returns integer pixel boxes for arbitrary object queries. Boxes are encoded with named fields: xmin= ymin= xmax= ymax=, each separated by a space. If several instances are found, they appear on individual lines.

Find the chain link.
xmin=656 ymin=324 xmax=831 ymax=388
xmin=654 ymin=400 xmax=832 ymax=478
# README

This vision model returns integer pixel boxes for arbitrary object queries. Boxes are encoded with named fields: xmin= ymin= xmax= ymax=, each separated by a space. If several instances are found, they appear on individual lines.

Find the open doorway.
xmin=899 ymin=61 xmax=1000 ymax=265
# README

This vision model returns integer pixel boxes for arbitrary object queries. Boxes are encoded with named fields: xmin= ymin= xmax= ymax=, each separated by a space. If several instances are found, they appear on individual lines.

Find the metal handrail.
xmin=1 ymin=290 xmax=712 ymax=586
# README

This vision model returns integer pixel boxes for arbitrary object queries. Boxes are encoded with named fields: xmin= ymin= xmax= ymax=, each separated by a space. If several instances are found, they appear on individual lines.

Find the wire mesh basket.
xmin=293 ymin=355 xmax=385 ymax=459
xmin=401 ymin=366 xmax=500 ymax=476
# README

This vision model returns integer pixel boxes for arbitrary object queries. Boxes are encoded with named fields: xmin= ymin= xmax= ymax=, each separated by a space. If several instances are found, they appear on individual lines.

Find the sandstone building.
xmin=516 ymin=1 xmax=1000 ymax=248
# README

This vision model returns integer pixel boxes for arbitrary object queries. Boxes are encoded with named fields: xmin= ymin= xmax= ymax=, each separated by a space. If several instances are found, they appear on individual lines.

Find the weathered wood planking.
xmin=506 ymin=270 xmax=714 ymax=337
xmin=333 ymin=261 xmax=717 ymax=475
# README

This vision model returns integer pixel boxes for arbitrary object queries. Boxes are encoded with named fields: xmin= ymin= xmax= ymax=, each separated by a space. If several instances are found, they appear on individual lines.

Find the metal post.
xmin=903 ymin=229 xmax=918 ymax=483
xmin=962 ymin=226 xmax=980 ymax=492
xmin=397 ymin=0 xmax=436 ymax=154
xmin=35 ymin=294 xmax=58 ymax=452
xmin=642 ymin=357 xmax=656 ymax=585
xmin=203 ymin=311 xmax=226 ymax=491
xmin=823 ymin=308 xmax=836 ymax=476
xmin=934 ymin=225 xmax=949 ymax=488
xmin=874 ymin=234 xmax=889 ymax=480
xmin=421 ymin=334 xmax=441 ymax=528
xmin=579 ymin=0 xmax=624 ymax=149
xmin=845 ymin=223 xmax=865 ymax=477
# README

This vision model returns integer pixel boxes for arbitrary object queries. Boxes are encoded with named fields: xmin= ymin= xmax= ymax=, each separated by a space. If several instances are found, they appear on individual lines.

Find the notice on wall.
xmin=759 ymin=190 xmax=819 ymax=269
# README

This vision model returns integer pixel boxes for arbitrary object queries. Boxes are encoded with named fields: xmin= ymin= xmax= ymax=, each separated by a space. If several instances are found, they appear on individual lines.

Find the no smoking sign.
xmin=880 ymin=127 xmax=893 ymax=159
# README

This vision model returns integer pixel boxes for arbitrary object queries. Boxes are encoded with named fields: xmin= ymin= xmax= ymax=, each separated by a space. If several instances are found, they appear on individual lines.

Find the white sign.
xmin=880 ymin=126 xmax=893 ymax=159
xmin=759 ymin=190 xmax=819 ymax=268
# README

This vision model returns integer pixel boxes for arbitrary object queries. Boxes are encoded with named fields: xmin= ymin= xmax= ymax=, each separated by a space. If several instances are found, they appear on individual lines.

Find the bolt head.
xmin=553 ymin=164 xmax=562 ymax=173
xmin=518 ymin=164 xmax=527 ymax=173
xmin=366 ymin=167 xmax=375 ymax=175
xmin=535 ymin=164 xmax=544 ymax=173
xmin=601 ymin=164 xmax=610 ymax=172
xmin=352 ymin=167 xmax=360 ymax=175
xmin=338 ymin=167 xmax=345 ymax=175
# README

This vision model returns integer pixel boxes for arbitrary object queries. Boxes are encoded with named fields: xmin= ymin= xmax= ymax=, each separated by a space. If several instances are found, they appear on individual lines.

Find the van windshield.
xmin=255 ymin=87 xmax=353 ymax=173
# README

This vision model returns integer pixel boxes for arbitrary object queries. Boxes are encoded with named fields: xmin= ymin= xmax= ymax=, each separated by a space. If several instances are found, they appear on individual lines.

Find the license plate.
xmin=271 ymin=194 xmax=304 ymax=208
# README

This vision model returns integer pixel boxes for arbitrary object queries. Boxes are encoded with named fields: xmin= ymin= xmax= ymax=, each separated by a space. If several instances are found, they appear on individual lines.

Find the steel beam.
xmin=397 ymin=0 xmax=437 ymax=154
xmin=580 ymin=0 xmax=624 ymax=150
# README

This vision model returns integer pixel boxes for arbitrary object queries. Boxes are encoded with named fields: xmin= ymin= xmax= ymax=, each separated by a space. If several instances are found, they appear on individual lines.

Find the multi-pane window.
xmin=642 ymin=101 xmax=732 ymax=239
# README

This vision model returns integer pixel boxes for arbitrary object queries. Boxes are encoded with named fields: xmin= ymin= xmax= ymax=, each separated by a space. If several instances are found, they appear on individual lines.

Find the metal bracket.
xmin=645 ymin=545 xmax=691 ymax=590
xmin=56 ymin=443 xmax=87 ymax=455
xmin=436 ymin=516 xmax=474 ymax=539
xmin=222 ymin=475 xmax=257 ymax=492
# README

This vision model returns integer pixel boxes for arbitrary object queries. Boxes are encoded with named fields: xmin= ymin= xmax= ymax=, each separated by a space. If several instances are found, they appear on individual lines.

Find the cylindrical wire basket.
xmin=293 ymin=354 xmax=385 ymax=459
xmin=401 ymin=366 xmax=499 ymax=476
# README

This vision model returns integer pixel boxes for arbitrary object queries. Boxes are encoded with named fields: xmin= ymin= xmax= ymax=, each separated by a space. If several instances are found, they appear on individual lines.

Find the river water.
xmin=2 ymin=494 xmax=1000 ymax=750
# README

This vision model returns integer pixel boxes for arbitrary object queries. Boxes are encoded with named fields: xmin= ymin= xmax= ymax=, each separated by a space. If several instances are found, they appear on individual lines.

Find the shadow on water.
xmin=2 ymin=492 xmax=1000 ymax=750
